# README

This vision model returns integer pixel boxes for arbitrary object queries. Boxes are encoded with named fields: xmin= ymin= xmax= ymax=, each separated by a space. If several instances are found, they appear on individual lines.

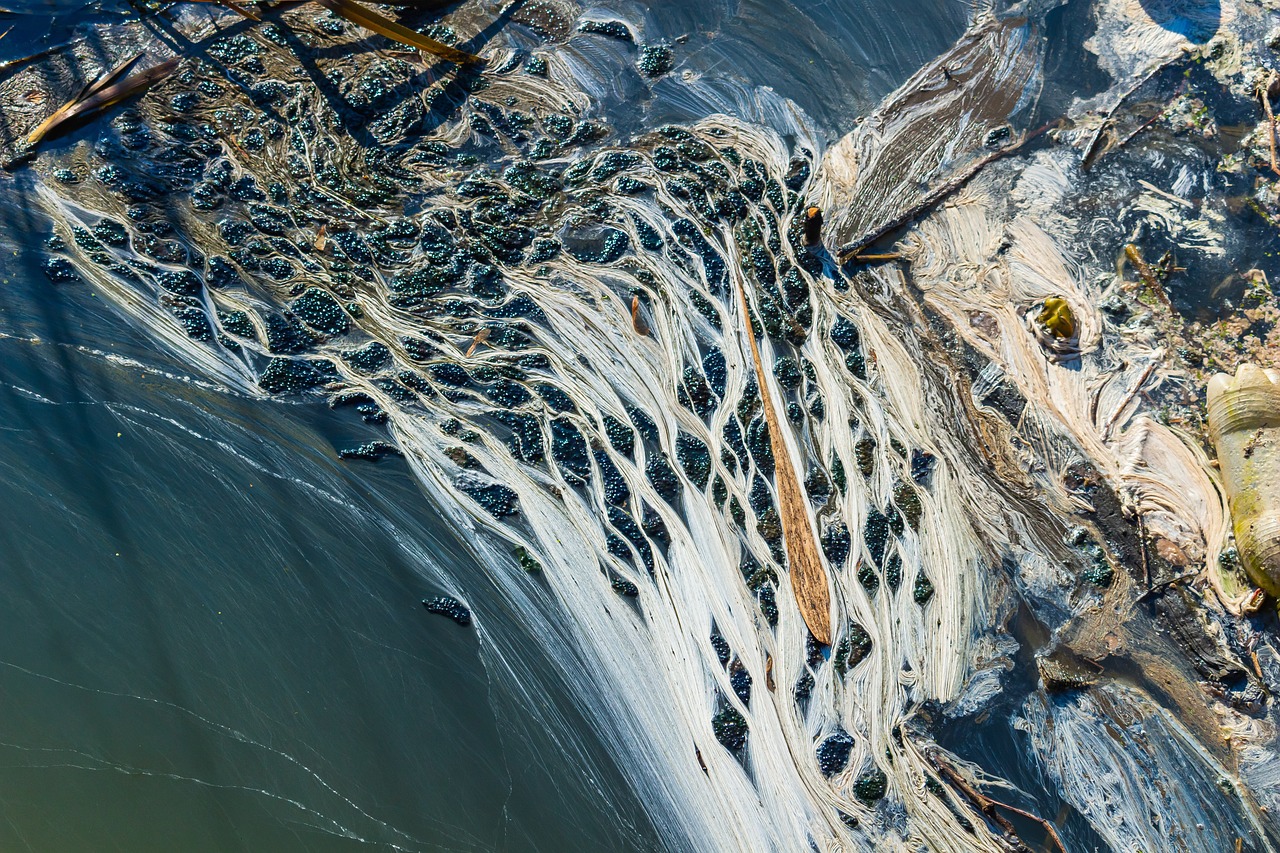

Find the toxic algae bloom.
xmin=11 ymin=0 xmax=1280 ymax=849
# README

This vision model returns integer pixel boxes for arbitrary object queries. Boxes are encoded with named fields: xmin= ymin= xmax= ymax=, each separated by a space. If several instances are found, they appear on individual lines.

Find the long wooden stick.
xmin=1122 ymin=244 xmax=1174 ymax=311
xmin=731 ymin=270 xmax=832 ymax=644
xmin=1082 ymin=51 xmax=1187 ymax=170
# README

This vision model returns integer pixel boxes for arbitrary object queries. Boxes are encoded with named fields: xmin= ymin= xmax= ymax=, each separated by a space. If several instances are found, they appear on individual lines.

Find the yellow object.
xmin=1207 ymin=364 xmax=1280 ymax=596
xmin=1037 ymin=297 xmax=1076 ymax=338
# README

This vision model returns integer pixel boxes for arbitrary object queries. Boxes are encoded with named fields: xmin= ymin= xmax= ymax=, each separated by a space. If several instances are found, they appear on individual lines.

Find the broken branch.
xmin=929 ymin=750 xmax=1067 ymax=853
xmin=836 ymin=121 xmax=1057 ymax=261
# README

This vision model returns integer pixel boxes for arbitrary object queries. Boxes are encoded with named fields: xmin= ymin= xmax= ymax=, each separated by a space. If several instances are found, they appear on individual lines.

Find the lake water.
xmin=0 ymin=0 xmax=1275 ymax=850
xmin=0 ymin=3 xmax=971 ymax=849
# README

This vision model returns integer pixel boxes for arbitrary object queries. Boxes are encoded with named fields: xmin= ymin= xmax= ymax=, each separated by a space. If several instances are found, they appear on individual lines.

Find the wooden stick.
xmin=836 ymin=120 xmax=1058 ymax=261
xmin=1082 ymin=52 xmax=1187 ymax=170
xmin=1102 ymin=359 xmax=1156 ymax=439
xmin=1135 ymin=570 xmax=1198 ymax=603
xmin=1105 ymin=81 xmax=1187 ymax=162
xmin=929 ymin=751 xmax=1067 ymax=853
xmin=1123 ymin=244 xmax=1174 ymax=310
xmin=1138 ymin=511 xmax=1151 ymax=591
xmin=314 ymin=0 xmax=485 ymax=65
xmin=0 ymin=38 xmax=79 ymax=76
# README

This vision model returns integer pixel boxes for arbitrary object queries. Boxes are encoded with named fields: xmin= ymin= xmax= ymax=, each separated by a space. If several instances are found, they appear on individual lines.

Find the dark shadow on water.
xmin=1137 ymin=0 xmax=1221 ymax=44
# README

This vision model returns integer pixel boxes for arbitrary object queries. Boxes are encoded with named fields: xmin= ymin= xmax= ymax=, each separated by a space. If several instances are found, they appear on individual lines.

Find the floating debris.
xmin=630 ymin=295 xmax=650 ymax=336
xmin=316 ymin=0 xmax=485 ymax=64
xmin=24 ymin=56 xmax=179 ymax=150
xmin=421 ymin=595 xmax=472 ymax=626
xmin=1207 ymin=364 xmax=1280 ymax=596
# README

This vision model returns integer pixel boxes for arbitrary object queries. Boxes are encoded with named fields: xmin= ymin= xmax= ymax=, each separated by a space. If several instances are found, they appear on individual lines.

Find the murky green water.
xmin=0 ymin=250 xmax=667 ymax=850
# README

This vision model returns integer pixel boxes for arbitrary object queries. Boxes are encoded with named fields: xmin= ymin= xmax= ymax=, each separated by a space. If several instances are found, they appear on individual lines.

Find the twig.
xmin=25 ymin=57 xmax=179 ymax=148
xmin=183 ymin=0 xmax=260 ymax=19
xmin=1123 ymin=244 xmax=1174 ymax=310
xmin=1138 ymin=511 xmax=1151 ymax=591
xmin=216 ymin=0 xmax=261 ymax=21
xmin=929 ymin=750 xmax=1067 ymax=853
xmin=1261 ymin=71 xmax=1280 ymax=178
xmin=315 ymin=0 xmax=485 ymax=65
xmin=1104 ymin=81 xmax=1187 ymax=162
xmin=1102 ymin=359 xmax=1156 ymax=438
xmin=836 ymin=120 xmax=1058 ymax=261
xmin=1082 ymin=52 xmax=1187 ymax=170
xmin=1135 ymin=570 xmax=1199 ymax=603
xmin=0 ymin=38 xmax=80 ymax=76
xmin=464 ymin=327 xmax=490 ymax=357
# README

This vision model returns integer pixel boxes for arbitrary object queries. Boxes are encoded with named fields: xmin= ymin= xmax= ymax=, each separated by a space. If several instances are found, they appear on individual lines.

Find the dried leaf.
xmin=315 ymin=0 xmax=485 ymax=65
xmin=78 ymin=52 xmax=141 ymax=102
xmin=314 ymin=223 xmax=328 ymax=252
xmin=465 ymin=327 xmax=490 ymax=357
xmin=630 ymin=295 xmax=649 ymax=336
xmin=27 ymin=51 xmax=140 ymax=146
xmin=26 ymin=58 xmax=179 ymax=148
xmin=732 ymin=273 xmax=832 ymax=644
